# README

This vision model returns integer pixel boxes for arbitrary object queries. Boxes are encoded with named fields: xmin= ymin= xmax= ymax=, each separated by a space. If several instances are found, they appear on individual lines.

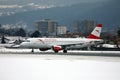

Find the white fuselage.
xmin=19 ymin=38 xmax=103 ymax=49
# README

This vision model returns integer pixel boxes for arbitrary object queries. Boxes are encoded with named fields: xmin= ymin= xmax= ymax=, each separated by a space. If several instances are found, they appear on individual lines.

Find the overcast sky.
xmin=0 ymin=0 xmax=109 ymax=5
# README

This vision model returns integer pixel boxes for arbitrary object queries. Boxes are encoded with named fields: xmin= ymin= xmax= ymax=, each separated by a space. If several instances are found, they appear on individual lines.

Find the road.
xmin=0 ymin=51 xmax=120 ymax=61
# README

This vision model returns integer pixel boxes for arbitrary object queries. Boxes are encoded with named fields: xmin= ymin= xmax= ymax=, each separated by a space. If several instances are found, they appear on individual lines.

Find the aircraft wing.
xmin=49 ymin=41 xmax=90 ymax=49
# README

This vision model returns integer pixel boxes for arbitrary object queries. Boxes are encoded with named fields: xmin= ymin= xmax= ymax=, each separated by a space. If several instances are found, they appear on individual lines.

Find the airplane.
xmin=19 ymin=24 xmax=103 ymax=53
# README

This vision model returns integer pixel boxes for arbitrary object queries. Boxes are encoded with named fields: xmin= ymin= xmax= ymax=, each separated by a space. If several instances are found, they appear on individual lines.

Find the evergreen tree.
xmin=15 ymin=28 xmax=26 ymax=37
xmin=1 ymin=36 xmax=6 ymax=44
xmin=31 ymin=31 xmax=41 ymax=37
xmin=117 ymin=29 xmax=120 ymax=37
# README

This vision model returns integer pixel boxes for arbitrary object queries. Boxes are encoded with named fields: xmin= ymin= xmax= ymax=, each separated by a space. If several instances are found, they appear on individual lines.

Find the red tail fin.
xmin=87 ymin=24 xmax=102 ymax=39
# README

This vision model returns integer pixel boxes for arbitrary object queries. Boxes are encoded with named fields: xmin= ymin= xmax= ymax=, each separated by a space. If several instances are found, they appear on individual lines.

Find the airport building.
xmin=73 ymin=20 xmax=97 ymax=36
xmin=73 ymin=21 xmax=80 ymax=33
xmin=57 ymin=26 xmax=67 ymax=35
xmin=34 ymin=19 xmax=58 ymax=36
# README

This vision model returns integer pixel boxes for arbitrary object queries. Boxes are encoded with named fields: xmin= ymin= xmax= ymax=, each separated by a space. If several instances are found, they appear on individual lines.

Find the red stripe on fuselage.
xmin=38 ymin=39 xmax=44 ymax=43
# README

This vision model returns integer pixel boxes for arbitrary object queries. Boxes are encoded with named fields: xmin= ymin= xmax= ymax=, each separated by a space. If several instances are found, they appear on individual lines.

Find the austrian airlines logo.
xmin=38 ymin=39 xmax=44 ymax=44
xmin=95 ymin=30 xmax=99 ymax=33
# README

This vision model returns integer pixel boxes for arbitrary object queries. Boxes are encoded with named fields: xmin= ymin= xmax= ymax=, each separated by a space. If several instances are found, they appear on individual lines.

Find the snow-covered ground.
xmin=0 ymin=48 xmax=32 ymax=53
xmin=0 ymin=45 xmax=120 ymax=80
xmin=0 ymin=54 xmax=120 ymax=80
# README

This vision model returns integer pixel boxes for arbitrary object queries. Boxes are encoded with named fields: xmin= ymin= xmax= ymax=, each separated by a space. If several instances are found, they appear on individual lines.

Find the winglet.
xmin=87 ymin=24 xmax=102 ymax=39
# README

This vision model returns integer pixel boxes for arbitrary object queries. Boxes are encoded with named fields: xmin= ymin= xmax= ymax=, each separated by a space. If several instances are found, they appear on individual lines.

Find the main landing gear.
xmin=54 ymin=50 xmax=58 ymax=53
xmin=31 ymin=49 xmax=34 ymax=53
xmin=63 ymin=49 xmax=67 ymax=53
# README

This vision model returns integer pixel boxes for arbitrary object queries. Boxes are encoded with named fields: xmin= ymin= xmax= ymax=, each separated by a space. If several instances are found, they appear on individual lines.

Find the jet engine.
xmin=52 ymin=45 xmax=62 ymax=52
